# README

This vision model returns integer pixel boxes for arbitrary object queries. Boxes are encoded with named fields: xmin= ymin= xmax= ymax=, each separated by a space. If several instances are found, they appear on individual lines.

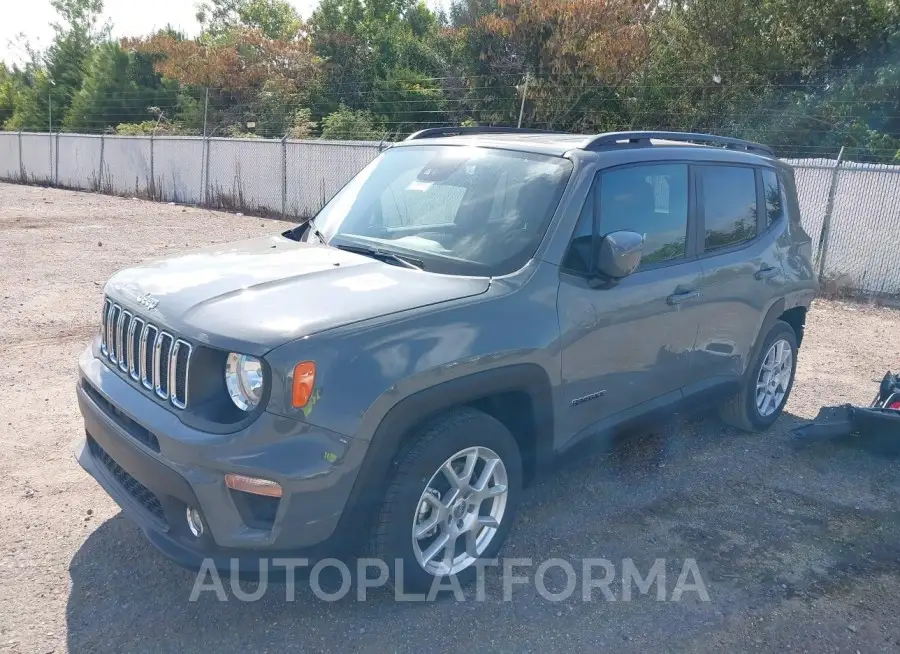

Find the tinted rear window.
xmin=699 ymin=166 xmax=758 ymax=251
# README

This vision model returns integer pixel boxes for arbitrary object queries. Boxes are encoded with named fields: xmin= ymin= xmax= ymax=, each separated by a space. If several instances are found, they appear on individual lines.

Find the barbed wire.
xmin=5 ymin=70 xmax=898 ymax=162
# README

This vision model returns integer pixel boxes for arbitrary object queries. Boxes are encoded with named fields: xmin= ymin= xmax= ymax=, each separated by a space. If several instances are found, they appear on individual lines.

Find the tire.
xmin=719 ymin=319 xmax=798 ymax=432
xmin=368 ymin=407 xmax=523 ymax=595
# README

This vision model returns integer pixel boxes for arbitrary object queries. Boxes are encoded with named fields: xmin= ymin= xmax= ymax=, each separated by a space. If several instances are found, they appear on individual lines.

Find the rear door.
xmin=557 ymin=162 xmax=704 ymax=444
xmin=691 ymin=164 xmax=788 ymax=387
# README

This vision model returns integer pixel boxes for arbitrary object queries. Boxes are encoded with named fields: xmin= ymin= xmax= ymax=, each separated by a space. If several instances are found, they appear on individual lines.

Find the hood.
xmin=105 ymin=235 xmax=491 ymax=355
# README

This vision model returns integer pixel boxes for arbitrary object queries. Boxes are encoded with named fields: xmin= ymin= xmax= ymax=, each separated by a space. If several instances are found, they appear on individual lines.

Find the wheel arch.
xmin=746 ymin=298 xmax=786 ymax=375
xmin=778 ymin=305 xmax=807 ymax=347
xmin=333 ymin=364 xmax=554 ymax=544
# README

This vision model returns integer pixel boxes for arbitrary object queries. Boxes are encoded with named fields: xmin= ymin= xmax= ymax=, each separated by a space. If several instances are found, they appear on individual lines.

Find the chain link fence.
xmin=0 ymin=131 xmax=386 ymax=218
xmin=1 ymin=131 xmax=898 ymax=296
xmin=788 ymin=157 xmax=900 ymax=296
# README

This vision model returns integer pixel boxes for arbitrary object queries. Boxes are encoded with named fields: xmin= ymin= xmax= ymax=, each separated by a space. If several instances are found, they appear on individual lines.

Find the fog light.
xmin=186 ymin=506 xmax=204 ymax=537
xmin=225 ymin=473 xmax=283 ymax=498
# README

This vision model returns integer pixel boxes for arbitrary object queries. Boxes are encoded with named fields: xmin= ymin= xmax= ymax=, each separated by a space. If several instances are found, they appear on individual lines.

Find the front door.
xmin=556 ymin=162 xmax=704 ymax=445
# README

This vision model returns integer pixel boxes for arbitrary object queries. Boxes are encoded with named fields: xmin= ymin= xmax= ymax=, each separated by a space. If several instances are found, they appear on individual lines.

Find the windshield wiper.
xmin=334 ymin=244 xmax=424 ymax=270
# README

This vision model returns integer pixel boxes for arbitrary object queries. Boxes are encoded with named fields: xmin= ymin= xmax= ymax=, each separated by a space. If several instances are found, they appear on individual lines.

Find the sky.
xmin=0 ymin=0 xmax=321 ymax=66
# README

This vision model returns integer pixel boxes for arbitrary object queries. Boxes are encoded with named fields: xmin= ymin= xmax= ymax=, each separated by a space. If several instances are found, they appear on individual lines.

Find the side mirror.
xmin=594 ymin=230 xmax=644 ymax=280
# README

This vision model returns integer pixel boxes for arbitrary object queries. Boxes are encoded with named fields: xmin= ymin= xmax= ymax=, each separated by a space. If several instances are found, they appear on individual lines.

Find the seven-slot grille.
xmin=100 ymin=298 xmax=192 ymax=409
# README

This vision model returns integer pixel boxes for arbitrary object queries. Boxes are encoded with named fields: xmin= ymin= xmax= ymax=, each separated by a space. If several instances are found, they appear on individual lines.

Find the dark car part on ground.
xmin=791 ymin=371 xmax=900 ymax=456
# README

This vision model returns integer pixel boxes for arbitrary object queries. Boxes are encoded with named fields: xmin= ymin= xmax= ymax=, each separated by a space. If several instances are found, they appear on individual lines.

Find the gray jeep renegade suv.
xmin=76 ymin=128 xmax=816 ymax=590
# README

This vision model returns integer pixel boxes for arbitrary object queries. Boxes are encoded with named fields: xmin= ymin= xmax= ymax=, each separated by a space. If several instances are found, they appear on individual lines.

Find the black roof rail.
xmin=405 ymin=126 xmax=566 ymax=141
xmin=584 ymin=131 xmax=775 ymax=157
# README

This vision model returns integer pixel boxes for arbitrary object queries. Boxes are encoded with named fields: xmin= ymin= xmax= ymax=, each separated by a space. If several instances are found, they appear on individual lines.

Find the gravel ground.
xmin=1 ymin=182 xmax=900 ymax=654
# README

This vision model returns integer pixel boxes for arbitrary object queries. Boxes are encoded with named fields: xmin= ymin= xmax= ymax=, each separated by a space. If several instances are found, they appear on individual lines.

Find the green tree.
xmin=196 ymin=0 xmax=303 ymax=40
xmin=64 ymin=41 xmax=178 ymax=132
xmin=6 ymin=0 xmax=108 ymax=131
xmin=632 ymin=0 xmax=900 ymax=160
xmin=0 ymin=65 xmax=16 ymax=126
xmin=320 ymin=104 xmax=386 ymax=139
xmin=310 ymin=0 xmax=448 ymax=132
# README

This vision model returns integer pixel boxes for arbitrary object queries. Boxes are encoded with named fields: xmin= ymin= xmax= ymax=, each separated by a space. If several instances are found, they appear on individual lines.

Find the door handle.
xmin=754 ymin=266 xmax=780 ymax=280
xmin=666 ymin=290 xmax=701 ymax=306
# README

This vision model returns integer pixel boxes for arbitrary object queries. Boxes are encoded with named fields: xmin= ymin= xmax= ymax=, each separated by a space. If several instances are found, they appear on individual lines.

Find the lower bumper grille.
xmin=82 ymin=381 xmax=160 ymax=453
xmin=88 ymin=437 xmax=167 ymax=527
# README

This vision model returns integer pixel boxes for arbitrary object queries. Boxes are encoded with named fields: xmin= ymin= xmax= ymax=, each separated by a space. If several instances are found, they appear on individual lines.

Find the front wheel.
xmin=368 ymin=408 xmax=522 ymax=594
xmin=720 ymin=320 xmax=798 ymax=432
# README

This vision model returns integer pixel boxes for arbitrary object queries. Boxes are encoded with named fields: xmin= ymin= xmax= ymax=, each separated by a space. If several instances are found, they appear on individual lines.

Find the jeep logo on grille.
xmin=136 ymin=293 xmax=159 ymax=310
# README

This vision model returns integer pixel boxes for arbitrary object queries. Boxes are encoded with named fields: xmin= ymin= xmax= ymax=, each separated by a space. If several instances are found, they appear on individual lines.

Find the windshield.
xmin=311 ymin=145 xmax=573 ymax=276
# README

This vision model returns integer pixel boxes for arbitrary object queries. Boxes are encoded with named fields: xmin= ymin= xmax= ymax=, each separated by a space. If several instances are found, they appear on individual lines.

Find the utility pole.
xmin=517 ymin=72 xmax=530 ymax=129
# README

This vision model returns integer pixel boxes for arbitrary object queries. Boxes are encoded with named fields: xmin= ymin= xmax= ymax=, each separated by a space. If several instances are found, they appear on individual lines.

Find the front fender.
xmin=264 ymin=262 xmax=563 ymax=441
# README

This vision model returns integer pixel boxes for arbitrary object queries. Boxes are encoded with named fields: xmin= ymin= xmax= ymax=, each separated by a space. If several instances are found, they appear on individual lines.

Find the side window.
xmin=699 ymin=166 xmax=758 ymax=251
xmin=761 ymin=169 xmax=783 ymax=227
xmin=598 ymin=164 xmax=689 ymax=265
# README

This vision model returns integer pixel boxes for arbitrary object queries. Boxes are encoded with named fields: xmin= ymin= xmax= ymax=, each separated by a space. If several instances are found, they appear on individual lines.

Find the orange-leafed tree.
xmin=124 ymin=28 xmax=321 ymax=137
xmin=125 ymin=28 xmax=319 ymax=90
xmin=462 ymin=0 xmax=652 ymax=131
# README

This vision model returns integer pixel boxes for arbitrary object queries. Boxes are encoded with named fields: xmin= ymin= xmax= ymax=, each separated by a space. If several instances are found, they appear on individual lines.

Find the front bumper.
xmin=75 ymin=346 xmax=369 ymax=569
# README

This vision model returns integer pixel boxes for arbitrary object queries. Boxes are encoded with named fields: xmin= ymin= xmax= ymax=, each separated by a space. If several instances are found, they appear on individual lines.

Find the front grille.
xmin=101 ymin=299 xmax=192 ymax=409
xmin=88 ymin=436 xmax=167 ymax=527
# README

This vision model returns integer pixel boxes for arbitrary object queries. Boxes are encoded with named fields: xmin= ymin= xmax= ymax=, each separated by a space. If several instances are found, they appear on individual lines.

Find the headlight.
xmin=225 ymin=353 xmax=264 ymax=411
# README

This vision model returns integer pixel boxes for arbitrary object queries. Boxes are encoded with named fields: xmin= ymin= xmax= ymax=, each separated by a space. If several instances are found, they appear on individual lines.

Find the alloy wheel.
xmin=411 ymin=446 xmax=509 ymax=576
xmin=756 ymin=338 xmax=793 ymax=417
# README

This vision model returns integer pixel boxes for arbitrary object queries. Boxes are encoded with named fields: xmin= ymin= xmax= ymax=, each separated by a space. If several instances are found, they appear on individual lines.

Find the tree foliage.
xmin=0 ymin=65 xmax=16 ymax=126
xmin=197 ymin=0 xmax=303 ymax=41
xmin=2 ymin=0 xmax=898 ymax=160
xmin=320 ymin=104 xmax=386 ymax=139
xmin=4 ymin=0 xmax=108 ymax=130
xmin=64 ymin=42 xmax=177 ymax=132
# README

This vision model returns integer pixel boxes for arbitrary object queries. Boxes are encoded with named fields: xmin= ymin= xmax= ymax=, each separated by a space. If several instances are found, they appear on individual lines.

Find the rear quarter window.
xmin=761 ymin=169 xmax=785 ymax=228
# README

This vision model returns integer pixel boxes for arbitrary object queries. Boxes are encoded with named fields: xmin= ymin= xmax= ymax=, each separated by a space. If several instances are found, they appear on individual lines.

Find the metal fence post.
xmin=202 ymin=87 xmax=209 ymax=206
xmin=54 ymin=132 xmax=59 ymax=186
xmin=281 ymin=134 xmax=288 ymax=220
xmin=149 ymin=133 xmax=155 ymax=199
xmin=98 ymin=133 xmax=106 ymax=192
xmin=203 ymin=137 xmax=211 ymax=206
xmin=815 ymin=146 xmax=845 ymax=281
xmin=48 ymin=94 xmax=53 ymax=183
xmin=17 ymin=130 xmax=23 ymax=182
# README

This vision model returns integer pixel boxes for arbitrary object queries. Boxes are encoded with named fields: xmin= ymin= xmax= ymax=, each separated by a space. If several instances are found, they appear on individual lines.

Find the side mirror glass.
xmin=595 ymin=230 xmax=644 ymax=280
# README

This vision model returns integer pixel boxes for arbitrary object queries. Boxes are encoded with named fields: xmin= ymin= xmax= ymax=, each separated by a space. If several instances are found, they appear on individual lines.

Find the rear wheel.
xmin=720 ymin=320 xmax=798 ymax=432
xmin=368 ymin=408 xmax=522 ymax=594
